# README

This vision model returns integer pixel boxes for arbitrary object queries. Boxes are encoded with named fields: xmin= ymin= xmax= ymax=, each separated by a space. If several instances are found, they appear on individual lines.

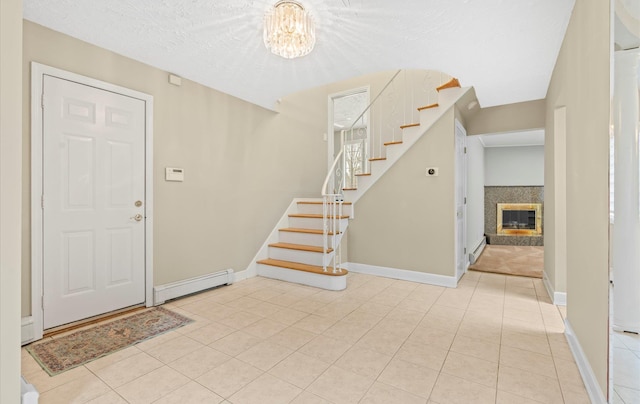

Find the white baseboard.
xmin=345 ymin=262 xmax=458 ymax=288
xmin=21 ymin=316 xmax=35 ymax=346
xmin=153 ymin=269 xmax=234 ymax=305
xmin=233 ymin=269 xmax=252 ymax=283
xmin=564 ymin=320 xmax=607 ymax=404
xmin=21 ymin=376 xmax=39 ymax=403
xmin=543 ymin=271 xmax=567 ymax=306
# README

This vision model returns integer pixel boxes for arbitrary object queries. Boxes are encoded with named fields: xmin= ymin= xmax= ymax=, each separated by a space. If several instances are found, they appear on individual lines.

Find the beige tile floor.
xmin=22 ymin=271 xmax=591 ymax=404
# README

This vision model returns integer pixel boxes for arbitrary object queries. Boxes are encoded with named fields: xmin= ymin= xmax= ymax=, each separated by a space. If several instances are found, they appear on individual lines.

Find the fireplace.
xmin=497 ymin=203 xmax=542 ymax=236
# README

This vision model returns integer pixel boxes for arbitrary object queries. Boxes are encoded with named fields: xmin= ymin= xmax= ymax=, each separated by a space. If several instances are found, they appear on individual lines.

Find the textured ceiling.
xmin=23 ymin=0 xmax=575 ymax=111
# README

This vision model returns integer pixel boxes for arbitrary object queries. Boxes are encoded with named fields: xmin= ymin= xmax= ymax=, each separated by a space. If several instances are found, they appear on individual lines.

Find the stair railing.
xmin=321 ymin=69 xmax=454 ymax=273
xmin=321 ymin=148 xmax=345 ymax=273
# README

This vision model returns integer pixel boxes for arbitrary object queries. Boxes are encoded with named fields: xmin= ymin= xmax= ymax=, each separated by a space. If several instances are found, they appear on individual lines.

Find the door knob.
xmin=135 ymin=200 xmax=143 ymax=207
xmin=131 ymin=214 xmax=143 ymax=222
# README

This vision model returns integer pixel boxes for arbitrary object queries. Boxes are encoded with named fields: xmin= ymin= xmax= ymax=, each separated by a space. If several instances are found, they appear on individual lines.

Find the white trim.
xmin=30 ymin=62 xmax=154 ymax=340
xmin=233 ymin=269 xmax=251 ymax=283
xmin=345 ymin=262 xmax=458 ymax=288
xmin=244 ymin=198 xmax=322 ymax=277
xmin=21 ymin=317 xmax=35 ymax=346
xmin=153 ymin=270 xmax=234 ymax=305
xmin=455 ymin=119 xmax=468 ymax=279
xmin=20 ymin=376 xmax=39 ymax=404
xmin=543 ymin=271 xmax=567 ymax=306
xmin=564 ymin=320 xmax=607 ymax=404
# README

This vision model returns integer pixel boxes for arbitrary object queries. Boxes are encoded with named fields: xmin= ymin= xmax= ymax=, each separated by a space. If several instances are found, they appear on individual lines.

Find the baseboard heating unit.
xmin=153 ymin=269 xmax=234 ymax=305
xmin=469 ymin=237 xmax=487 ymax=265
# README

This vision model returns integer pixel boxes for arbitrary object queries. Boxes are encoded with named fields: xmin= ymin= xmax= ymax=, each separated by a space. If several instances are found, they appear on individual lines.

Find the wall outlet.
xmin=426 ymin=167 xmax=439 ymax=176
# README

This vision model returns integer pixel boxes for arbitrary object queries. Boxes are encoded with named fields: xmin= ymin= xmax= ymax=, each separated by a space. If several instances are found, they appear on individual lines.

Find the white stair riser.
xmin=257 ymin=264 xmax=347 ymax=291
xmin=268 ymin=247 xmax=332 ymax=267
xmin=288 ymin=217 xmax=348 ymax=232
xmin=278 ymin=231 xmax=338 ymax=248
xmin=297 ymin=204 xmax=353 ymax=217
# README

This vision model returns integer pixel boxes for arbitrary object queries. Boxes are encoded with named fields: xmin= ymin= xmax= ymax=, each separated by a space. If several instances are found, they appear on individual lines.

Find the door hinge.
xmin=464 ymin=248 xmax=467 ymax=254
xmin=41 ymin=93 xmax=44 ymax=109
xmin=41 ymin=296 xmax=44 ymax=309
xmin=464 ymin=147 xmax=467 ymax=154
xmin=464 ymin=197 xmax=467 ymax=204
xmin=41 ymin=195 xmax=44 ymax=209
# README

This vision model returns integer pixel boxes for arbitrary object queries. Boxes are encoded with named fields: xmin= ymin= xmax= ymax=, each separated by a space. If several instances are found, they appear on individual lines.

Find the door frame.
xmin=455 ymin=119 xmax=468 ymax=279
xmin=327 ymin=86 xmax=370 ymax=170
xmin=30 ymin=62 xmax=154 ymax=341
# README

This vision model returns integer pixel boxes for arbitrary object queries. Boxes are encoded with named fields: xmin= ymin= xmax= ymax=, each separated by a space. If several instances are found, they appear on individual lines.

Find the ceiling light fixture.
xmin=263 ymin=0 xmax=315 ymax=59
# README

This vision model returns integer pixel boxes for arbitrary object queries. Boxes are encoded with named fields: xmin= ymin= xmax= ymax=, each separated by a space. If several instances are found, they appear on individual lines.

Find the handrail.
xmin=321 ymin=149 xmax=344 ymax=197
xmin=320 ymin=68 xmax=453 ymax=273
xmin=320 ymin=70 xmax=402 ymax=273
xmin=345 ymin=69 xmax=401 ymax=133
xmin=321 ymin=69 xmax=401 ymax=198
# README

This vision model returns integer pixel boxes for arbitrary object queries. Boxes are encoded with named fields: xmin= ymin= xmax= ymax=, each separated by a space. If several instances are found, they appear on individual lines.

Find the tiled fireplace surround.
xmin=485 ymin=186 xmax=544 ymax=246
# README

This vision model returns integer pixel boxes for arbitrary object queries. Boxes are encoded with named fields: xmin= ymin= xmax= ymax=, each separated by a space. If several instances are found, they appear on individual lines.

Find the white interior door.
xmin=455 ymin=121 xmax=468 ymax=279
xmin=42 ymin=75 xmax=146 ymax=329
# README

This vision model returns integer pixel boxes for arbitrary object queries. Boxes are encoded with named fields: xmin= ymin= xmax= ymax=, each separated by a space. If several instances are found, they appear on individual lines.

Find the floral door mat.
xmin=26 ymin=307 xmax=193 ymax=375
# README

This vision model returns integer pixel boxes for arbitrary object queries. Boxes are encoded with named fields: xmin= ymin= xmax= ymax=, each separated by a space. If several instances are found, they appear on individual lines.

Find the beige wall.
xmin=545 ymin=0 xmax=611 ymax=394
xmin=20 ymin=21 xmax=407 ymax=317
xmin=466 ymin=99 xmax=546 ymax=135
xmin=21 ymin=21 xmax=330 ymax=315
xmin=348 ymin=108 xmax=456 ymax=276
xmin=1 ymin=0 xmax=23 ymax=401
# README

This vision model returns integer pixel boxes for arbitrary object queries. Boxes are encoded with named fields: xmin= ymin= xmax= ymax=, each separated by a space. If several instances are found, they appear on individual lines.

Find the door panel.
xmin=62 ymin=230 xmax=95 ymax=294
xmin=43 ymin=75 xmax=145 ymax=329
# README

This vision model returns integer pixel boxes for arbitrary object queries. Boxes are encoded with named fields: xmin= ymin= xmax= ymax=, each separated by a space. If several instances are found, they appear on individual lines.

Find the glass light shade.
xmin=264 ymin=1 xmax=315 ymax=59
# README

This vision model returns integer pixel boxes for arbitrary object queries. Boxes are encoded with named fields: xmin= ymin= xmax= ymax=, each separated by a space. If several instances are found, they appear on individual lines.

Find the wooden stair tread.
xmin=343 ymin=188 xmax=357 ymax=191
xmin=384 ymin=141 xmax=403 ymax=146
xmin=297 ymin=201 xmax=352 ymax=205
xmin=436 ymin=78 xmax=461 ymax=92
xmin=257 ymin=259 xmax=348 ymax=276
xmin=279 ymin=228 xmax=339 ymax=235
xmin=400 ymin=123 xmax=420 ymax=129
xmin=289 ymin=213 xmax=350 ymax=219
xmin=417 ymin=103 xmax=439 ymax=111
xmin=369 ymin=157 xmax=387 ymax=162
xmin=269 ymin=242 xmax=333 ymax=253
xmin=355 ymin=173 xmax=371 ymax=176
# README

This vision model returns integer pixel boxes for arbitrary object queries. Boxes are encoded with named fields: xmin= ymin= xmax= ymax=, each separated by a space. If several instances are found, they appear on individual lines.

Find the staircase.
xmin=254 ymin=71 xmax=473 ymax=291
xmin=256 ymin=201 xmax=352 ymax=291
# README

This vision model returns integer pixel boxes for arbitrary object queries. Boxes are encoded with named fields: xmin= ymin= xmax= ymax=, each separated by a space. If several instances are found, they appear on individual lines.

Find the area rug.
xmin=469 ymin=245 xmax=544 ymax=278
xmin=26 ymin=307 xmax=193 ymax=376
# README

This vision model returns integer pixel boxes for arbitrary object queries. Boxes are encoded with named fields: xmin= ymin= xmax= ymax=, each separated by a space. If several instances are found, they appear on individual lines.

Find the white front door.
xmin=42 ymin=75 xmax=146 ymax=329
xmin=455 ymin=121 xmax=468 ymax=279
